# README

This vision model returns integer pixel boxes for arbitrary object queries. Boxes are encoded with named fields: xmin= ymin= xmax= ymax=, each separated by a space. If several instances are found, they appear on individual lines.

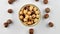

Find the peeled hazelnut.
xmin=43 ymin=0 xmax=48 ymax=4
xmin=29 ymin=29 xmax=34 ymax=34
xmin=23 ymin=9 xmax=27 ymax=14
xmin=4 ymin=22 xmax=9 ymax=28
xmin=23 ymin=18 xmax=27 ymax=22
xmin=27 ymin=11 xmax=31 ymax=15
xmin=7 ymin=19 xmax=12 ymax=24
xmin=19 ymin=15 xmax=24 ymax=19
xmin=35 ymin=11 xmax=39 ymax=15
xmin=27 ymin=21 xmax=32 ymax=25
xmin=25 ymin=15 xmax=29 ymax=19
xmin=8 ymin=9 xmax=13 ymax=13
xmin=29 ymin=16 xmax=32 ymax=19
xmin=32 ymin=14 xmax=36 ymax=18
xmin=34 ymin=18 xmax=38 ymax=22
xmin=45 ymin=8 xmax=50 ymax=13
xmin=36 ymin=15 xmax=40 ymax=18
xmin=34 ymin=7 xmax=37 ymax=11
xmin=30 ymin=6 xmax=33 ymax=11
xmin=19 ymin=11 xmax=23 ymax=15
xmin=44 ymin=14 xmax=49 ymax=19
xmin=48 ymin=22 xmax=54 ymax=27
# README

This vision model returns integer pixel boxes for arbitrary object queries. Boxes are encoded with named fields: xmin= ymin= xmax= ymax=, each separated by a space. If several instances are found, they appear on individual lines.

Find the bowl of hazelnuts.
xmin=19 ymin=4 xmax=41 ymax=26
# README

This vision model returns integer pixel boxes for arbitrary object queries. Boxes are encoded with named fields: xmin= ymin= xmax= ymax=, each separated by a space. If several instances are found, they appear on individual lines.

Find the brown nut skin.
xmin=45 ymin=8 xmax=50 ymax=13
xmin=48 ymin=22 xmax=54 ymax=27
xmin=8 ymin=9 xmax=13 ymax=13
xmin=43 ymin=0 xmax=48 ymax=4
xmin=7 ymin=19 xmax=12 ymax=24
xmin=35 ymin=0 xmax=39 ymax=2
xmin=4 ymin=22 xmax=9 ymax=28
xmin=8 ymin=0 xmax=16 ymax=4
xmin=29 ymin=29 xmax=34 ymax=34
xmin=44 ymin=14 xmax=49 ymax=19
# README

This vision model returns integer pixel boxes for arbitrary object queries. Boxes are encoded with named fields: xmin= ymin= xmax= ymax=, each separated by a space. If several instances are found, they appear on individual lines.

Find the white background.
xmin=0 ymin=0 xmax=60 ymax=34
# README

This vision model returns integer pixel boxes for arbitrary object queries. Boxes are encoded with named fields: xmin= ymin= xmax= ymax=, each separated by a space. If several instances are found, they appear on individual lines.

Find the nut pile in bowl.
xmin=19 ymin=4 xmax=41 ymax=26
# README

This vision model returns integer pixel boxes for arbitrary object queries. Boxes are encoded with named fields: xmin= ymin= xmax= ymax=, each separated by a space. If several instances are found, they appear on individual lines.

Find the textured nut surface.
xmin=8 ymin=9 xmax=13 ymax=13
xmin=45 ymin=8 xmax=50 ymax=13
xmin=48 ymin=22 xmax=54 ymax=27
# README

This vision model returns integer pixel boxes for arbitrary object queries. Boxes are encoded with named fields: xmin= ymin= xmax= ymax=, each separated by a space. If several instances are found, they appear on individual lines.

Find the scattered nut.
xmin=43 ymin=0 xmax=48 ymax=4
xmin=4 ymin=22 xmax=9 ymax=28
xmin=44 ymin=14 xmax=49 ymax=19
xmin=8 ymin=9 xmax=13 ymax=13
xmin=8 ymin=0 xmax=16 ymax=4
xmin=48 ymin=22 xmax=54 ymax=27
xmin=7 ymin=19 xmax=12 ymax=24
xmin=35 ymin=0 xmax=39 ymax=2
xmin=29 ymin=29 xmax=34 ymax=34
xmin=45 ymin=8 xmax=50 ymax=13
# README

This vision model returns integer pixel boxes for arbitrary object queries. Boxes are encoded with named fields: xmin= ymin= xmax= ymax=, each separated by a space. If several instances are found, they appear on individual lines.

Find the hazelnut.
xmin=27 ymin=21 xmax=32 ymax=25
xmin=45 ymin=8 xmax=50 ymax=13
xmin=30 ymin=6 xmax=33 ymax=11
xmin=23 ymin=9 xmax=27 ymax=14
xmin=29 ymin=29 xmax=34 ymax=34
xmin=43 ymin=0 xmax=48 ymax=4
xmin=19 ymin=11 xmax=23 ymax=15
xmin=35 ymin=11 xmax=39 ymax=15
xmin=36 ymin=15 xmax=40 ymax=18
xmin=32 ymin=14 xmax=36 ymax=18
xmin=23 ymin=18 xmax=27 ymax=22
xmin=7 ymin=19 xmax=12 ymax=24
xmin=4 ymin=22 xmax=9 ymax=28
xmin=48 ymin=22 xmax=54 ymax=27
xmin=35 ymin=0 xmax=39 ymax=2
xmin=29 ymin=16 xmax=32 ymax=19
xmin=25 ymin=15 xmax=29 ymax=19
xmin=34 ymin=18 xmax=38 ymax=22
xmin=8 ymin=0 xmax=16 ymax=4
xmin=44 ymin=14 xmax=49 ymax=19
xmin=8 ymin=9 xmax=13 ymax=13
xmin=19 ymin=15 xmax=24 ymax=19
xmin=33 ymin=7 xmax=37 ymax=11
xmin=27 ymin=11 xmax=31 ymax=15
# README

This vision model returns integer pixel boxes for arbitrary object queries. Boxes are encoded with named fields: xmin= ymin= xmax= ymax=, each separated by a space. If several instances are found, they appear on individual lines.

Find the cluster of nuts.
xmin=19 ymin=5 xmax=40 ymax=26
xmin=4 ymin=19 xmax=12 ymax=28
